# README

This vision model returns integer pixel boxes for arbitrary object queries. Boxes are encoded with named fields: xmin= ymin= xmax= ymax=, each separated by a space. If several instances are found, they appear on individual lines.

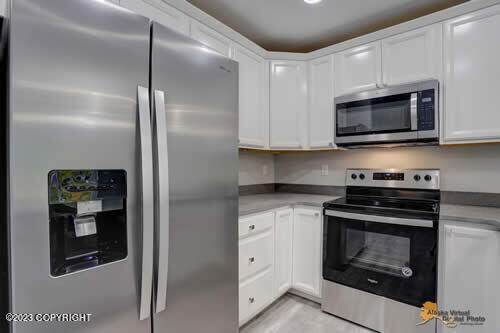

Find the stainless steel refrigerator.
xmin=2 ymin=0 xmax=239 ymax=332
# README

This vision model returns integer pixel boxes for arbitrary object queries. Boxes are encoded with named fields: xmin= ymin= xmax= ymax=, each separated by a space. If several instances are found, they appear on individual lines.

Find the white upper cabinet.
xmin=292 ymin=208 xmax=322 ymax=298
xmin=120 ymin=0 xmax=190 ymax=35
xmin=443 ymin=5 xmax=500 ymax=144
xmin=308 ymin=55 xmax=335 ymax=149
xmin=270 ymin=61 xmax=308 ymax=149
xmin=274 ymin=208 xmax=293 ymax=298
xmin=334 ymin=42 xmax=381 ymax=96
xmin=381 ymin=24 xmax=442 ymax=86
xmin=190 ymin=20 xmax=232 ymax=57
xmin=438 ymin=220 xmax=500 ymax=333
xmin=234 ymin=46 xmax=269 ymax=149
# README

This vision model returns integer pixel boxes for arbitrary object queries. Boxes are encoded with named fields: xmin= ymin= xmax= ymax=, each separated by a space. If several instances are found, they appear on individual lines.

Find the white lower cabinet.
xmin=292 ymin=208 xmax=322 ymax=298
xmin=438 ymin=220 xmax=500 ymax=333
xmin=274 ymin=208 xmax=293 ymax=297
xmin=239 ymin=207 xmax=323 ymax=326
xmin=239 ymin=269 xmax=274 ymax=326
xmin=239 ymin=212 xmax=275 ymax=326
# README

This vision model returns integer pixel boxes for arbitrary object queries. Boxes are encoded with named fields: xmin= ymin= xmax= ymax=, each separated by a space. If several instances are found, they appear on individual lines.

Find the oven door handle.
xmin=324 ymin=210 xmax=434 ymax=228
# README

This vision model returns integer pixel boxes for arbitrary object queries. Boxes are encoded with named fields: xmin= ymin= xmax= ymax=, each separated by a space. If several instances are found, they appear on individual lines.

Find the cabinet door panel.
xmin=190 ymin=20 xmax=232 ymax=57
xmin=270 ymin=61 xmax=307 ymax=149
xmin=334 ymin=42 xmax=381 ymax=96
xmin=292 ymin=208 xmax=322 ymax=298
xmin=234 ymin=47 xmax=268 ymax=148
xmin=120 ymin=0 xmax=189 ymax=35
xmin=382 ymin=24 xmax=442 ymax=86
xmin=309 ymin=55 xmax=335 ymax=149
xmin=443 ymin=5 xmax=500 ymax=143
xmin=438 ymin=221 xmax=500 ymax=333
xmin=274 ymin=209 xmax=293 ymax=297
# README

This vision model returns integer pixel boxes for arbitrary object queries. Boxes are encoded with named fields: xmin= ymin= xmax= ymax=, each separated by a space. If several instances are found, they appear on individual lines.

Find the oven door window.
xmin=345 ymin=229 xmax=410 ymax=278
xmin=323 ymin=215 xmax=437 ymax=307
xmin=336 ymin=93 xmax=412 ymax=136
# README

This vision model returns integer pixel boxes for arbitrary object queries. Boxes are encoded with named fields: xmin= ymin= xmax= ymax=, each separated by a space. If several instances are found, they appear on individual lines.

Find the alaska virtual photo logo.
xmin=417 ymin=302 xmax=486 ymax=328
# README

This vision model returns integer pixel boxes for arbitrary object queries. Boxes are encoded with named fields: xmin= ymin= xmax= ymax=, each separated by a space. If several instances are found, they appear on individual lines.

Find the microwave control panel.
xmin=417 ymin=89 xmax=436 ymax=131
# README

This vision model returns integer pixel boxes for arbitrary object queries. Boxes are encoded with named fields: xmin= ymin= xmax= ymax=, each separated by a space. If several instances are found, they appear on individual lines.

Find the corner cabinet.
xmin=308 ymin=55 xmax=336 ymax=149
xmin=274 ymin=208 xmax=293 ymax=298
xmin=292 ymin=208 xmax=322 ymax=298
xmin=120 ymin=0 xmax=190 ymax=36
xmin=234 ymin=47 xmax=269 ymax=149
xmin=334 ymin=42 xmax=381 ymax=96
xmin=269 ymin=61 xmax=308 ymax=149
xmin=438 ymin=220 xmax=500 ymax=333
xmin=442 ymin=5 xmax=500 ymax=144
xmin=381 ymin=24 xmax=442 ymax=86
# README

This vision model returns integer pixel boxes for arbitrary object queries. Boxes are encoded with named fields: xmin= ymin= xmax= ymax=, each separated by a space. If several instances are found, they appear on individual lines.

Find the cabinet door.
xmin=382 ymin=24 xmax=442 ymax=86
xmin=334 ymin=42 xmax=381 ymax=96
xmin=234 ymin=47 xmax=268 ymax=148
xmin=190 ymin=20 xmax=232 ymax=57
xmin=120 ymin=0 xmax=189 ymax=35
xmin=443 ymin=5 xmax=500 ymax=143
xmin=309 ymin=55 xmax=335 ymax=149
xmin=292 ymin=208 xmax=322 ymax=298
xmin=274 ymin=208 xmax=293 ymax=297
xmin=270 ymin=61 xmax=307 ymax=149
xmin=438 ymin=221 xmax=500 ymax=333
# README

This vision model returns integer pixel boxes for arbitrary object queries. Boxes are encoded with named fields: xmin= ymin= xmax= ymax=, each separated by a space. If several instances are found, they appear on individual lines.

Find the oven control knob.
xmin=351 ymin=174 xmax=357 ymax=180
xmin=359 ymin=173 xmax=365 ymax=180
xmin=414 ymin=175 xmax=421 ymax=182
xmin=424 ymin=175 xmax=432 ymax=182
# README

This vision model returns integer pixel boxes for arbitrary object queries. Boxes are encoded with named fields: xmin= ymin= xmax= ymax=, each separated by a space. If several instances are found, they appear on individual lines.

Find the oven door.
xmin=323 ymin=209 xmax=437 ymax=307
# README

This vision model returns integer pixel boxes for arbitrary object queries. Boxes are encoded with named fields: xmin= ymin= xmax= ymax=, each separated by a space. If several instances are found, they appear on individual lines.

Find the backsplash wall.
xmin=239 ymin=151 xmax=275 ymax=186
xmin=274 ymin=145 xmax=500 ymax=193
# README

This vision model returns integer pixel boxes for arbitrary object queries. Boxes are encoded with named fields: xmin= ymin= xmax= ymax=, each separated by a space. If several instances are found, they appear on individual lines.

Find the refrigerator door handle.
xmin=137 ymin=86 xmax=154 ymax=320
xmin=153 ymin=89 xmax=170 ymax=314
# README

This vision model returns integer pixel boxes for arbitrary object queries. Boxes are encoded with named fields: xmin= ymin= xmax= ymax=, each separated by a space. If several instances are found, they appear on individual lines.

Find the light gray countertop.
xmin=239 ymin=193 xmax=339 ymax=217
xmin=240 ymin=193 xmax=500 ymax=229
xmin=440 ymin=204 xmax=500 ymax=229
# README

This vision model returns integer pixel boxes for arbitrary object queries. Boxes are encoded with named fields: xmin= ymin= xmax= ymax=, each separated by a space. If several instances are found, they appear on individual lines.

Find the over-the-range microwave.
xmin=335 ymin=80 xmax=439 ymax=148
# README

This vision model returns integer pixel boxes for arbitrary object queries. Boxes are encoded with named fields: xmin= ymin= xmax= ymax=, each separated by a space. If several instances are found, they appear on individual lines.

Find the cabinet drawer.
xmin=239 ymin=231 xmax=273 ymax=281
xmin=239 ymin=212 xmax=274 ymax=239
xmin=239 ymin=269 xmax=273 ymax=326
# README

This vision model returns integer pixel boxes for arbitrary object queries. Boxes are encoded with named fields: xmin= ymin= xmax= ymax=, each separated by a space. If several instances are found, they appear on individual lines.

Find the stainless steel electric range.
xmin=322 ymin=169 xmax=440 ymax=333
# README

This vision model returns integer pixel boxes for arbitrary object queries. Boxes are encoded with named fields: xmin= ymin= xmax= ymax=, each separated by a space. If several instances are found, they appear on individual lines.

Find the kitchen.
xmin=1 ymin=0 xmax=500 ymax=333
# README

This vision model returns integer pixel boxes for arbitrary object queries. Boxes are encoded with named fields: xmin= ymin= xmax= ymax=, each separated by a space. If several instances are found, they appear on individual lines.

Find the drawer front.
xmin=239 ymin=231 xmax=274 ymax=281
xmin=239 ymin=212 xmax=274 ymax=239
xmin=239 ymin=269 xmax=274 ymax=326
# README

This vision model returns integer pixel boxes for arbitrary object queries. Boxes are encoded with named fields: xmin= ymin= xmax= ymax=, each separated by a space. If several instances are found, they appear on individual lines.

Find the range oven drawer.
xmin=322 ymin=210 xmax=438 ymax=307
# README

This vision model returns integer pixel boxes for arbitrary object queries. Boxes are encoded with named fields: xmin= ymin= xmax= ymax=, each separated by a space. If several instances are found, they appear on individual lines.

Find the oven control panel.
xmin=346 ymin=169 xmax=440 ymax=190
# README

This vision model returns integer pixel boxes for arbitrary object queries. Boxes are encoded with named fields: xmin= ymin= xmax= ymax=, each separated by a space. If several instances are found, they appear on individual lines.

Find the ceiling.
xmin=184 ymin=0 xmax=468 ymax=53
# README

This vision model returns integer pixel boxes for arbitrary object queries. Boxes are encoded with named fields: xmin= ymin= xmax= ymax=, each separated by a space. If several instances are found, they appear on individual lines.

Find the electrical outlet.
xmin=321 ymin=165 xmax=329 ymax=176
xmin=263 ymin=165 xmax=268 ymax=176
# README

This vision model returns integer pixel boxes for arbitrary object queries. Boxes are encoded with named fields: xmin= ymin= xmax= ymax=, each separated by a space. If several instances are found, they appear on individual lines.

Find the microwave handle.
xmin=410 ymin=92 xmax=418 ymax=131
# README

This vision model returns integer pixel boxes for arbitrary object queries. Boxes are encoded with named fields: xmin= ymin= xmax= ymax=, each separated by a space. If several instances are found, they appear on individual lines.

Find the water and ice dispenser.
xmin=48 ymin=170 xmax=127 ymax=277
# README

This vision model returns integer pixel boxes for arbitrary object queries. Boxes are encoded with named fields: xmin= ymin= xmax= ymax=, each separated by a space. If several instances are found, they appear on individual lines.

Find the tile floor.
xmin=240 ymin=294 xmax=375 ymax=333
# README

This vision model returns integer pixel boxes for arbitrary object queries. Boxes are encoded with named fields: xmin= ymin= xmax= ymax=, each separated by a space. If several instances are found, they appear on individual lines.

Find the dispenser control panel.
xmin=48 ymin=170 xmax=127 ymax=277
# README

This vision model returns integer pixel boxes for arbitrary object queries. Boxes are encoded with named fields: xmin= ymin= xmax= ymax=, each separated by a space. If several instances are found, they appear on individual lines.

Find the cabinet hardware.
xmin=249 ymin=297 xmax=255 ymax=303
xmin=249 ymin=225 xmax=255 ymax=230
xmin=249 ymin=257 xmax=255 ymax=263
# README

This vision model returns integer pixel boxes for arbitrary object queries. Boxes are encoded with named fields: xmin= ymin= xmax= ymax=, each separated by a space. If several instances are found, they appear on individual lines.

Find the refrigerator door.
xmin=151 ymin=22 xmax=239 ymax=333
xmin=9 ymin=1 xmax=152 ymax=332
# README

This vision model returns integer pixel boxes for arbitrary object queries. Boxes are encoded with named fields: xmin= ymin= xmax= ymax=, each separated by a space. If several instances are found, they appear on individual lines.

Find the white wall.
xmin=239 ymin=151 xmax=275 ymax=186
xmin=275 ymin=145 xmax=500 ymax=193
